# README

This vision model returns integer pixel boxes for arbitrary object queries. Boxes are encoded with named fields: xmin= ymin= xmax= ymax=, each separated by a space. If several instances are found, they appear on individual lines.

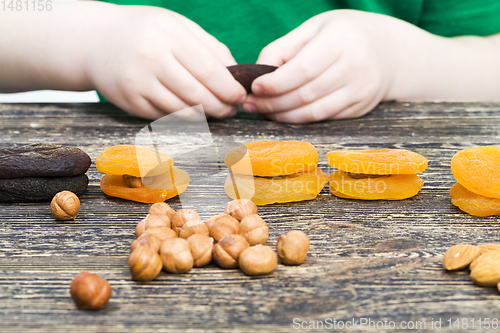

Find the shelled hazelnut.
xmin=129 ymin=245 xmax=163 ymax=282
xmin=149 ymin=202 xmax=176 ymax=220
xmin=205 ymin=213 xmax=228 ymax=230
xmin=187 ymin=234 xmax=214 ymax=267
xmin=208 ymin=214 xmax=242 ymax=242
xmin=70 ymin=271 xmax=112 ymax=310
xmin=179 ymin=220 xmax=209 ymax=239
xmin=276 ymin=230 xmax=310 ymax=265
xmin=130 ymin=233 xmax=162 ymax=253
xmin=240 ymin=214 xmax=269 ymax=246
xmin=160 ymin=238 xmax=194 ymax=274
xmin=224 ymin=199 xmax=258 ymax=222
xmin=123 ymin=174 xmax=143 ymax=188
xmin=239 ymin=245 xmax=277 ymax=276
xmin=145 ymin=227 xmax=178 ymax=245
xmin=213 ymin=234 xmax=249 ymax=269
xmin=135 ymin=214 xmax=171 ymax=237
xmin=171 ymin=209 xmax=201 ymax=234
xmin=50 ymin=190 xmax=80 ymax=221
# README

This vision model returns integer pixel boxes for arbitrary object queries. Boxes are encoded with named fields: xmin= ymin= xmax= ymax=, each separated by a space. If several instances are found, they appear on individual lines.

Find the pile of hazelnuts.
xmin=129 ymin=199 xmax=310 ymax=281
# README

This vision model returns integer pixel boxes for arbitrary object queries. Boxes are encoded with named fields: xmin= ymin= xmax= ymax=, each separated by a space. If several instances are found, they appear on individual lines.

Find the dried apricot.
xmin=225 ymin=140 xmax=318 ymax=177
xmin=451 ymin=146 xmax=500 ymax=199
xmin=100 ymin=168 xmax=189 ymax=204
xmin=96 ymin=145 xmax=173 ymax=177
xmin=227 ymin=64 xmax=278 ymax=94
xmin=329 ymin=171 xmax=423 ymax=200
xmin=450 ymin=183 xmax=500 ymax=217
xmin=327 ymin=149 xmax=428 ymax=175
xmin=224 ymin=168 xmax=329 ymax=206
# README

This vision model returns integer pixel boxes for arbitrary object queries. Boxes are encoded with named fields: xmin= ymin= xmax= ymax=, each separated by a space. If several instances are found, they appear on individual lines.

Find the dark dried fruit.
xmin=227 ymin=64 xmax=278 ymax=94
xmin=0 ymin=143 xmax=91 ymax=179
xmin=0 ymin=174 xmax=88 ymax=202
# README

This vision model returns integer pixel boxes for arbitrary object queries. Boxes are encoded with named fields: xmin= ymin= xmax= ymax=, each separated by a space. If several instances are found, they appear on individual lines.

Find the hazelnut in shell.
xmin=240 ymin=214 xmax=269 ymax=246
xmin=276 ymin=230 xmax=310 ymax=265
xmin=70 ymin=271 xmax=112 ymax=310
xmin=160 ymin=238 xmax=194 ymax=274
xmin=239 ymin=245 xmax=277 ymax=276
xmin=179 ymin=220 xmax=209 ymax=239
xmin=171 ymin=209 xmax=201 ymax=234
xmin=187 ymin=234 xmax=214 ymax=267
xmin=208 ymin=214 xmax=242 ymax=242
xmin=148 ymin=202 xmax=176 ymax=220
xmin=131 ymin=233 xmax=162 ymax=253
xmin=213 ymin=234 xmax=249 ymax=269
xmin=50 ymin=190 xmax=80 ymax=221
xmin=224 ymin=199 xmax=258 ymax=221
xmin=146 ymin=227 xmax=178 ymax=245
xmin=135 ymin=214 xmax=171 ymax=237
xmin=129 ymin=245 xmax=163 ymax=282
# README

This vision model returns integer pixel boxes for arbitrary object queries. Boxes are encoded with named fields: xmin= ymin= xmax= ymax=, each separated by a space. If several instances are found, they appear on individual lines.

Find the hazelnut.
xmin=224 ymin=199 xmax=258 ymax=221
xmin=276 ymin=230 xmax=310 ymax=265
xmin=205 ymin=213 xmax=228 ymax=230
xmin=208 ymin=214 xmax=242 ymax=242
xmin=123 ymin=174 xmax=143 ymax=188
xmin=129 ymin=245 xmax=163 ymax=282
xmin=239 ymin=245 xmax=277 ymax=276
xmin=130 ymin=233 xmax=162 ymax=253
xmin=70 ymin=271 xmax=112 ymax=310
xmin=160 ymin=238 xmax=193 ymax=274
xmin=171 ymin=209 xmax=201 ymax=234
xmin=148 ymin=202 xmax=176 ymax=220
xmin=50 ymin=190 xmax=80 ymax=221
xmin=135 ymin=214 xmax=171 ymax=237
xmin=146 ymin=227 xmax=178 ymax=245
xmin=179 ymin=220 xmax=209 ymax=239
xmin=187 ymin=234 xmax=214 ymax=267
xmin=240 ymin=214 xmax=269 ymax=246
xmin=213 ymin=234 xmax=249 ymax=269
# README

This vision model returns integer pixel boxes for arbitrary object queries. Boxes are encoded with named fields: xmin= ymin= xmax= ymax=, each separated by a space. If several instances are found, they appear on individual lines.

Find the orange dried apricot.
xmin=451 ymin=146 xmax=500 ymax=199
xmin=329 ymin=171 xmax=423 ymax=200
xmin=100 ymin=168 xmax=190 ymax=204
xmin=225 ymin=140 xmax=318 ymax=177
xmin=224 ymin=168 xmax=329 ymax=206
xmin=450 ymin=182 xmax=500 ymax=217
xmin=96 ymin=145 xmax=173 ymax=177
xmin=327 ymin=149 xmax=428 ymax=175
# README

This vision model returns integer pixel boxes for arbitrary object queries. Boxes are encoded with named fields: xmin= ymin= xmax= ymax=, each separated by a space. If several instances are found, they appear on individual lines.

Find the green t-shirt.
xmin=101 ymin=0 xmax=500 ymax=64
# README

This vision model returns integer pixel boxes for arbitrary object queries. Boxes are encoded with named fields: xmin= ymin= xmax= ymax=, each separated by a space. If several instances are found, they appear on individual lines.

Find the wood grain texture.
xmin=2 ymin=102 xmax=500 ymax=332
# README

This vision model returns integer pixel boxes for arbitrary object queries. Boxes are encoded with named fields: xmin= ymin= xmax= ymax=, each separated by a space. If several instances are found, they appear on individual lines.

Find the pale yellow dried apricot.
xmin=327 ymin=149 xmax=427 ymax=175
xmin=451 ymin=146 xmax=500 ymax=199
xmin=329 ymin=171 xmax=423 ymax=200
xmin=225 ymin=168 xmax=329 ymax=206
xmin=225 ymin=140 xmax=318 ymax=177
xmin=100 ymin=168 xmax=189 ymax=203
xmin=450 ymin=182 xmax=500 ymax=217
xmin=96 ymin=145 xmax=173 ymax=177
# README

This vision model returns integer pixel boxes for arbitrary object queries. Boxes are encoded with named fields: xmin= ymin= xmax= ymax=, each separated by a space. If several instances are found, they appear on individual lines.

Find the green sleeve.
xmin=418 ymin=0 xmax=500 ymax=37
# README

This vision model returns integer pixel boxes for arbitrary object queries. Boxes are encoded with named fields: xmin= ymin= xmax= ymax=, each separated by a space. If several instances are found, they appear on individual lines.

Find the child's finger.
xmin=147 ymin=81 xmax=192 ymax=115
xmin=256 ymin=27 xmax=313 ymax=67
xmin=244 ymin=61 xmax=348 ymax=113
xmin=252 ymin=34 xmax=341 ymax=96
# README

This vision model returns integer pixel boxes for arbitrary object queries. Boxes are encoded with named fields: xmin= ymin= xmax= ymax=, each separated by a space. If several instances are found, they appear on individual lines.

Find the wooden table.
xmin=2 ymin=102 xmax=500 ymax=332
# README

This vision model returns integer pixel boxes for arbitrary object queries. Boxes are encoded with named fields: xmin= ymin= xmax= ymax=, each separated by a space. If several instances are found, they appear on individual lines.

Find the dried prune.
xmin=224 ymin=168 xmax=329 ymax=206
xmin=329 ymin=171 xmax=423 ymax=200
xmin=100 ymin=168 xmax=190 ymax=203
xmin=227 ymin=64 xmax=278 ymax=94
xmin=225 ymin=141 xmax=318 ymax=177
xmin=327 ymin=149 xmax=428 ymax=175
xmin=0 ymin=174 xmax=88 ymax=202
xmin=451 ymin=146 xmax=500 ymax=199
xmin=0 ymin=143 xmax=91 ymax=179
xmin=450 ymin=182 xmax=500 ymax=217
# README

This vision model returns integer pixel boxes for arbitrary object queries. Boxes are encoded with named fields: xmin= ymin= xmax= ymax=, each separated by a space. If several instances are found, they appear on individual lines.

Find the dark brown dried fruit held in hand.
xmin=0 ymin=143 xmax=91 ymax=179
xmin=227 ymin=64 xmax=278 ymax=94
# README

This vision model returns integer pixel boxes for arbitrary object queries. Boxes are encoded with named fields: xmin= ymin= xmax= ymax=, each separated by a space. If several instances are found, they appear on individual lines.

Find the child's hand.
xmin=88 ymin=5 xmax=246 ymax=119
xmin=243 ymin=10 xmax=401 ymax=123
